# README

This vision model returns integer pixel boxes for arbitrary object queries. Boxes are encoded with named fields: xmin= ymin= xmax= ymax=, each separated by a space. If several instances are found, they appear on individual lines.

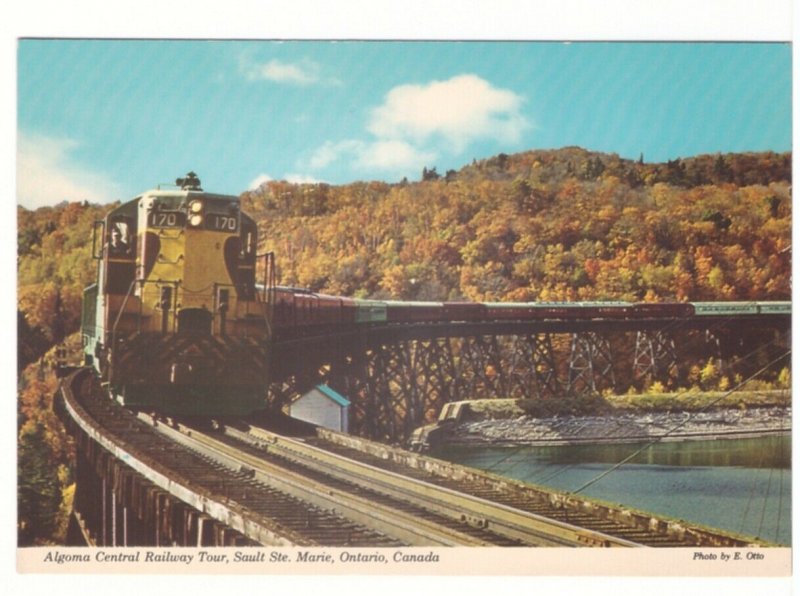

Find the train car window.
xmin=104 ymin=216 xmax=136 ymax=294
xmin=108 ymin=220 xmax=134 ymax=257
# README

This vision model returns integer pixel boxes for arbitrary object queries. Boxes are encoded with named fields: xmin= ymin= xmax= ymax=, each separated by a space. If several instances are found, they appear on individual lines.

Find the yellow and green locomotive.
xmin=81 ymin=173 xmax=271 ymax=416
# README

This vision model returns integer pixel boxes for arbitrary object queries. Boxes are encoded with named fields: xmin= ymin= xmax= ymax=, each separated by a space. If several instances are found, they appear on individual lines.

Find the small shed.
xmin=290 ymin=385 xmax=351 ymax=433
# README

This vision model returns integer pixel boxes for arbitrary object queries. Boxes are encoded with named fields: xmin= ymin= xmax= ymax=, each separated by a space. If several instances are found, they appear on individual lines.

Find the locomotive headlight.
xmin=189 ymin=213 xmax=203 ymax=227
xmin=188 ymin=200 xmax=204 ymax=214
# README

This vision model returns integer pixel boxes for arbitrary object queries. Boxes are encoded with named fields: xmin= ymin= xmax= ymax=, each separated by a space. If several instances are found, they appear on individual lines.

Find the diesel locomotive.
xmin=81 ymin=173 xmax=271 ymax=415
xmin=82 ymin=174 xmax=790 ymax=417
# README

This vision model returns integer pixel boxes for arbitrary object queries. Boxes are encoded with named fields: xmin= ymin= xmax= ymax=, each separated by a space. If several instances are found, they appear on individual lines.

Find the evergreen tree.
xmin=421 ymin=166 xmax=440 ymax=181
xmin=18 ymin=423 xmax=61 ymax=545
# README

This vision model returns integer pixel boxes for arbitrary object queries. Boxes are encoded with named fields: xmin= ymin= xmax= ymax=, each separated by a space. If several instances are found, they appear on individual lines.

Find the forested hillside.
xmin=18 ymin=201 xmax=113 ymax=372
xmin=242 ymin=147 xmax=791 ymax=303
xmin=17 ymin=201 xmax=111 ymax=545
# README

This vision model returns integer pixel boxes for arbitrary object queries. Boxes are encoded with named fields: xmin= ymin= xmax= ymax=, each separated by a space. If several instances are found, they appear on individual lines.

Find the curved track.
xmin=60 ymin=368 xmax=770 ymax=548
xmin=61 ymin=369 xmax=400 ymax=546
xmin=162 ymin=419 xmax=640 ymax=547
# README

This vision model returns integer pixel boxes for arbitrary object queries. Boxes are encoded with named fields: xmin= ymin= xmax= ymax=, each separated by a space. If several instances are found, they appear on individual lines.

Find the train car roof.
xmin=690 ymin=301 xmax=759 ymax=306
xmin=382 ymin=300 xmax=443 ymax=307
xmin=485 ymin=301 xmax=633 ymax=307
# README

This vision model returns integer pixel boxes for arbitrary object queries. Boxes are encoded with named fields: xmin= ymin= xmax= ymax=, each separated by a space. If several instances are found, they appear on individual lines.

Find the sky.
xmin=16 ymin=39 xmax=792 ymax=209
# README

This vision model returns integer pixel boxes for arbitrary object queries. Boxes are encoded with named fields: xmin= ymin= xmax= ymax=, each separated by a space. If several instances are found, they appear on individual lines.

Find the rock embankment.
xmin=450 ymin=406 xmax=791 ymax=446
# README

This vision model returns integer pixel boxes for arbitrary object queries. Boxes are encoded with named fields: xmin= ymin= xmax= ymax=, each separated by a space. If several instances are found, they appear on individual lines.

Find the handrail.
xmin=259 ymin=251 xmax=276 ymax=340
xmin=91 ymin=220 xmax=106 ymax=260
xmin=109 ymin=279 xmax=140 ymax=386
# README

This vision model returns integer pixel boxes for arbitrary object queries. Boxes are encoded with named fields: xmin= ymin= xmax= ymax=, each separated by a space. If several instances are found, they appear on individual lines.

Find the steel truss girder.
xmin=455 ymin=335 xmax=508 ymax=399
xmin=411 ymin=338 xmax=459 ymax=422
xmin=567 ymin=332 xmax=616 ymax=395
xmin=507 ymin=334 xmax=561 ymax=399
xmin=705 ymin=328 xmax=725 ymax=374
xmin=268 ymin=332 xmax=567 ymax=441
xmin=361 ymin=341 xmax=417 ymax=441
xmin=633 ymin=330 xmax=678 ymax=382
xmin=265 ymin=317 xmax=789 ymax=442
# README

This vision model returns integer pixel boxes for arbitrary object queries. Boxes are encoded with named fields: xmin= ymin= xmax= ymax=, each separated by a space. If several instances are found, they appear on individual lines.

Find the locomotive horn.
xmin=176 ymin=171 xmax=202 ymax=191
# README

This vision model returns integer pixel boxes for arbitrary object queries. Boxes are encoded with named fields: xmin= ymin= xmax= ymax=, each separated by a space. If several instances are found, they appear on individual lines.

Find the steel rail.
xmin=59 ymin=370 xmax=314 ymax=546
xmin=140 ymin=414 xmax=494 ymax=546
xmin=227 ymin=424 xmax=641 ymax=548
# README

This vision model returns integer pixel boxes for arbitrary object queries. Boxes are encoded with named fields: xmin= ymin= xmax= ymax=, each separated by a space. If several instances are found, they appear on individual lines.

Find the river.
xmin=430 ymin=434 xmax=791 ymax=546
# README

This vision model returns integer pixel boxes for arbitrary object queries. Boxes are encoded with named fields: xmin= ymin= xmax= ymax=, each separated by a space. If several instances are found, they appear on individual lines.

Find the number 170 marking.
xmin=213 ymin=216 xmax=238 ymax=231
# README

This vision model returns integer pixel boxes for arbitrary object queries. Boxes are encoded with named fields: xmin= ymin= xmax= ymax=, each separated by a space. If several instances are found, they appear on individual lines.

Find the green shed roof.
xmin=313 ymin=384 xmax=351 ymax=407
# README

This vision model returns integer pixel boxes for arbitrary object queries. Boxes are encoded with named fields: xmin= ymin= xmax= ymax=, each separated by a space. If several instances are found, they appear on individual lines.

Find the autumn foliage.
xmin=17 ymin=200 xmax=110 ymax=545
xmin=242 ymin=148 xmax=790 ymax=303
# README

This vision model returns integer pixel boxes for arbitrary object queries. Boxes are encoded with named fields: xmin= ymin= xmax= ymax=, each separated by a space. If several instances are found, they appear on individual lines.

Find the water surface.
xmin=431 ymin=434 xmax=791 ymax=545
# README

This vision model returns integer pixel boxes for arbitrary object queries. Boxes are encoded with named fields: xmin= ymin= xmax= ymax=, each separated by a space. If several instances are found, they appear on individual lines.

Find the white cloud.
xmin=17 ymin=132 xmax=119 ymax=209
xmin=368 ymin=74 xmax=529 ymax=152
xmin=309 ymin=140 xmax=363 ymax=169
xmin=248 ymin=173 xmax=274 ymax=190
xmin=309 ymin=139 xmax=435 ymax=175
xmin=284 ymin=173 xmax=323 ymax=184
xmin=248 ymin=172 xmax=322 ymax=188
xmin=357 ymin=140 xmax=436 ymax=171
xmin=303 ymin=74 xmax=528 ymax=180
xmin=242 ymin=57 xmax=320 ymax=85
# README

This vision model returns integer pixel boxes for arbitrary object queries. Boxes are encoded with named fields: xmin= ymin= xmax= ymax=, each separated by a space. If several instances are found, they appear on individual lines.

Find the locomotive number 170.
xmin=145 ymin=211 xmax=238 ymax=231
xmin=148 ymin=211 xmax=186 ymax=228
xmin=207 ymin=214 xmax=239 ymax=231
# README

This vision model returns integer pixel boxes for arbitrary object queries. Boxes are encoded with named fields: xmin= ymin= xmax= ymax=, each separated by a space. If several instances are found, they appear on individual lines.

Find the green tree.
xmin=421 ymin=166 xmax=440 ymax=181
xmin=18 ymin=422 xmax=62 ymax=545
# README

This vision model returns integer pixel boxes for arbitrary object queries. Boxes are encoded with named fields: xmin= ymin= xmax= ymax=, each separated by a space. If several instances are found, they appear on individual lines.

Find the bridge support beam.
xmin=633 ymin=330 xmax=678 ymax=385
xmin=412 ymin=338 xmax=460 ymax=421
xmin=705 ymin=329 xmax=725 ymax=375
xmin=507 ymin=334 xmax=561 ymax=399
xmin=267 ymin=320 xmax=789 ymax=443
xmin=567 ymin=332 xmax=616 ymax=395
xmin=66 ymin=418 xmax=253 ymax=547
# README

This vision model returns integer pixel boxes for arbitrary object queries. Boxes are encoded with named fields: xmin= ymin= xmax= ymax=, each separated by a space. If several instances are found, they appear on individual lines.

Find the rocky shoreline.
xmin=447 ymin=406 xmax=791 ymax=446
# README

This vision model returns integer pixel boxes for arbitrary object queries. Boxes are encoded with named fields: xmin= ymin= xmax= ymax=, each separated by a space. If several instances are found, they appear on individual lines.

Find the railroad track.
xmin=302 ymin=427 xmax=769 ymax=548
xmin=64 ymin=369 xmax=630 ymax=546
xmin=61 ymin=368 xmax=767 ymax=548
xmin=159 ymin=418 xmax=639 ymax=547
xmin=61 ymin=370 xmax=402 ymax=546
xmin=210 ymin=421 xmax=767 ymax=548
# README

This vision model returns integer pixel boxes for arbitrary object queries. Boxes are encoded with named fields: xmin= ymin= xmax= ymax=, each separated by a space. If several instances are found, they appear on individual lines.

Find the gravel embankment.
xmin=450 ymin=407 xmax=791 ymax=446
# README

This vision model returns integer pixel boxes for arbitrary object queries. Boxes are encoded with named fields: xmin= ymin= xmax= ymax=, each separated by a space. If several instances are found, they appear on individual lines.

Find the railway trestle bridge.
xmin=56 ymin=309 xmax=789 ymax=548
xmin=267 ymin=314 xmax=790 ymax=442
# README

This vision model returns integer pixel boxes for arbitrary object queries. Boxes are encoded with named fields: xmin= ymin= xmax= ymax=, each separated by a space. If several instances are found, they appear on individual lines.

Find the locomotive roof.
xmin=107 ymin=188 xmax=245 ymax=218
xmin=138 ymin=188 xmax=240 ymax=202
